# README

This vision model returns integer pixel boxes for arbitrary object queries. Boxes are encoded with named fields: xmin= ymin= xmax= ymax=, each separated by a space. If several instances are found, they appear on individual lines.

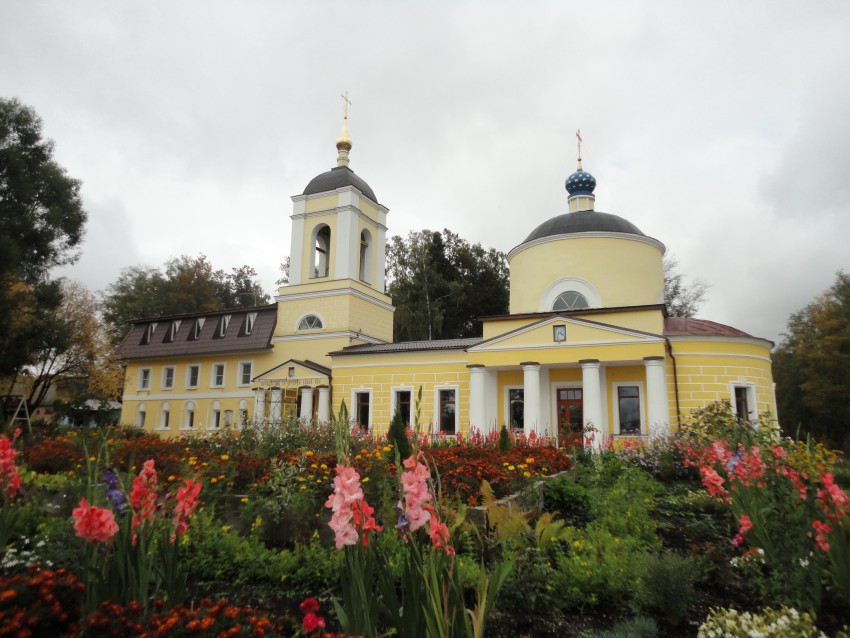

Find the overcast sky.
xmin=3 ymin=1 xmax=849 ymax=345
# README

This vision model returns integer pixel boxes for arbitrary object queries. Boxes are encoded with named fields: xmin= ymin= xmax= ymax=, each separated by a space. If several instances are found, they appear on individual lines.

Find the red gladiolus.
xmin=810 ymin=519 xmax=831 ymax=552
xmin=302 ymin=611 xmax=326 ymax=632
xmin=130 ymin=460 xmax=158 ymax=536
xmin=732 ymin=513 xmax=753 ymax=547
xmin=0 ymin=429 xmax=22 ymax=498
xmin=72 ymin=498 xmax=119 ymax=544
xmin=299 ymin=598 xmax=319 ymax=614
xmin=170 ymin=479 xmax=202 ymax=542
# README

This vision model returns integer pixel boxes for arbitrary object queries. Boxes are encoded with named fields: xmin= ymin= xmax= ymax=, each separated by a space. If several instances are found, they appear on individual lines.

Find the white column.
xmin=253 ymin=388 xmax=266 ymax=425
xmin=300 ymin=386 xmax=314 ymax=421
xmin=317 ymin=386 xmax=331 ymax=423
xmin=580 ymin=360 xmax=602 ymax=448
xmin=522 ymin=362 xmax=541 ymax=437
xmin=468 ymin=365 xmax=487 ymax=433
xmin=269 ymin=387 xmax=282 ymax=423
xmin=644 ymin=356 xmax=670 ymax=437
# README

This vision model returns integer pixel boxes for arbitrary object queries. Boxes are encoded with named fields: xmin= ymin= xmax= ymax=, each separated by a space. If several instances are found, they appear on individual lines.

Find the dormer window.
xmin=214 ymin=315 xmax=231 ymax=339
xmin=139 ymin=322 xmax=158 ymax=345
xmin=188 ymin=317 xmax=206 ymax=341
xmin=243 ymin=312 xmax=257 ymax=336
xmin=164 ymin=320 xmax=181 ymax=343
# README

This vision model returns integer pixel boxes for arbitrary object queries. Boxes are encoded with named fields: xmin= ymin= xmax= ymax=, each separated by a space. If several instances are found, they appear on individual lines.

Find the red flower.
xmin=302 ymin=612 xmax=326 ymax=632
xmin=299 ymin=598 xmax=319 ymax=614
xmin=72 ymin=498 xmax=119 ymax=544
xmin=170 ymin=479 xmax=202 ymax=542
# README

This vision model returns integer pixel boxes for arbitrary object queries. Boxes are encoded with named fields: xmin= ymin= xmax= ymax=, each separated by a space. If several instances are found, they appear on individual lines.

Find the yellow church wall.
xmin=481 ymin=309 xmax=664 ymax=341
xmin=604 ymin=365 xmax=648 ymax=433
xmin=665 ymin=338 xmax=776 ymax=423
xmin=509 ymin=237 xmax=664 ymax=313
xmin=330 ymin=352 xmax=471 ymax=436
xmin=357 ymin=200 xmax=380 ymax=223
xmin=119 ymin=351 xmax=276 ymax=436
xmin=468 ymin=341 xmax=664 ymax=368
xmin=304 ymin=195 xmax=338 ymax=214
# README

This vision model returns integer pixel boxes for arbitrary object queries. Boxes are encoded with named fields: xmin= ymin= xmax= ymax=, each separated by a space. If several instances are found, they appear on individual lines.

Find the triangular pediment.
xmin=469 ymin=315 xmax=664 ymax=353
xmin=253 ymin=359 xmax=331 ymax=388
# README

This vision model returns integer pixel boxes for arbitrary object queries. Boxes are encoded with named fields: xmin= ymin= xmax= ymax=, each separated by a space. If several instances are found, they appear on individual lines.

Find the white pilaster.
xmin=289 ymin=215 xmax=305 ymax=286
xmin=317 ymin=386 xmax=330 ymax=423
xmin=300 ymin=386 xmax=314 ymax=421
xmin=253 ymin=388 xmax=266 ymax=425
xmin=468 ymin=365 xmax=486 ymax=432
xmin=522 ymin=362 xmax=541 ymax=437
xmin=580 ymin=360 xmax=603 ymax=446
xmin=269 ymin=387 xmax=282 ymax=423
xmin=644 ymin=356 xmax=670 ymax=436
xmin=335 ymin=209 xmax=358 ymax=280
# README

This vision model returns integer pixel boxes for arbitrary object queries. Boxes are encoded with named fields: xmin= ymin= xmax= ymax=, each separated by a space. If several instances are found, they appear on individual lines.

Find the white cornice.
xmin=507 ymin=231 xmax=666 ymax=262
xmin=666 ymin=335 xmax=775 ymax=350
xmin=273 ymin=330 xmax=385 ymax=344
xmin=275 ymin=287 xmax=395 ymax=312
xmin=667 ymin=350 xmax=772 ymax=364
xmin=290 ymin=205 xmax=388 ymax=232
xmin=291 ymin=185 xmax=388 ymax=214
xmin=122 ymin=390 xmax=254 ymax=402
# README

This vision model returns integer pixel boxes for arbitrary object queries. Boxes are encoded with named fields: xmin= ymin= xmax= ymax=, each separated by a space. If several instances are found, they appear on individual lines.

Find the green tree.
xmin=0 ymin=97 xmax=87 ymax=417
xmin=663 ymin=254 xmax=709 ymax=318
xmin=386 ymin=230 xmax=509 ymax=341
xmin=101 ymin=254 xmax=270 ymax=344
xmin=773 ymin=271 xmax=850 ymax=452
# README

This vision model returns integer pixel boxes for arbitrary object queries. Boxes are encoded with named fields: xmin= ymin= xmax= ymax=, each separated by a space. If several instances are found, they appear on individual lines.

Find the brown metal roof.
xmin=330 ymin=337 xmax=482 ymax=356
xmin=663 ymin=317 xmax=754 ymax=338
xmin=117 ymin=306 xmax=277 ymax=360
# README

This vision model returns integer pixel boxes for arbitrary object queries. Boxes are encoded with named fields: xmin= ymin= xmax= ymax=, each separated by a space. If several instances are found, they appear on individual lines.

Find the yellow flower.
xmin=300 ymin=485 xmax=307 ymax=490
xmin=382 ymin=446 xmax=392 ymax=453
xmin=363 ymin=477 xmax=370 ymax=483
xmin=220 ymin=454 xmax=230 ymax=461
xmin=508 ymin=465 xmax=515 ymax=471
xmin=316 ymin=479 xmax=322 ymax=484
xmin=89 ymin=456 xmax=96 ymax=462
xmin=167 ymin=475 xmax=176 ymax=481
xmin=305 ymin=450 xmax=314 ymax=457
xmin=210 ymin=477 xmax=218 ymax=483
xmin=525 ymin=457 xmax=535 ymax=464
xmin=240 ymin=497 xmax=249 ymax=503
xmin=523 ymin=471 xmax=531 ymax=478
xmin=297 ymin=477 xmax=306 ymax=482
xmin=221 ymin=525 xmax=231 ymax=533
xmin=310 ymin=463 xmax=318 ymax=469
xmin=319 ymin=463 xmax=327 ymax=470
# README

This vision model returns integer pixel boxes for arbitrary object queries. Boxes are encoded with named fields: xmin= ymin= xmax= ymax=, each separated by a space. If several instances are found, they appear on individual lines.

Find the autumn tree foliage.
xmin=0 ymin=98 xmax=87 ymax=380
xmin=101 ymin=255 xmax=270 ymax=344
xmin=773 ymin=271 xmax=850 ymax=452
xmin=663 ymin=254 xmax=709 ymax=318
xmin=386 ymin=229 xmax=509 ymax=341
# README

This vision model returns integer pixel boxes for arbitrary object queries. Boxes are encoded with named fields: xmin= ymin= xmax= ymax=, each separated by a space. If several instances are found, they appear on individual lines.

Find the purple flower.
xmin=102 ymin=469 xmax=120 ymax=490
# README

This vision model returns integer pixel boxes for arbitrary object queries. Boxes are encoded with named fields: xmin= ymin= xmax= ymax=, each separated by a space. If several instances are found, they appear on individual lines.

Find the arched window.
xmin=312 ymin=225 xmax=331 ymax=278
xmin=136 ymin=403 xmax=146 ymax=428
xmin=359 ymin=229 xmax=372 ymax=283
xmin=160 ymin=402 xmax=170 ymax=429
xmin=210 ymin=400 xmax=222 ymax=429
xmin=183 ymin=401 xmax=196 ymax=429
xmin=297 ymin=314 xmax=323 ymax=330
xmin=553 ymin=291 xmax=589 ymax=311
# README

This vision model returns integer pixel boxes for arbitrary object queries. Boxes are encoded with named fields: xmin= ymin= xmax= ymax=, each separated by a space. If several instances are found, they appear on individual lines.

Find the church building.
xmin=117 ymin=116 xmax=776 ymax=445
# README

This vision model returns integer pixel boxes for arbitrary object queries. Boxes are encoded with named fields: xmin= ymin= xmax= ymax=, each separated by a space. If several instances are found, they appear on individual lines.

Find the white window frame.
xmin=295 ymin=312 xmax=325 ymax=331
xmin=238 ymin=400 xmax=248 ymax=429
xmin=503 ymin=385 xmax=525 ymax=433
xmin=350 ymin=388 xmax=373 ymax=431
xmin=612 ymin=381 xmax=646 ymax=436
xmin=209 ymin=400 xmax=222 ymax=430
xmin=138 ymin=368 xmax=152 ymax=391
xmin=433 ymin=385 xmax=460 ymax=436
xmin=244 ymin=312 xmax=257 ymax=335
xmin=238 ymin=360 xmax=253 ymax=387
xmin=161 ymin=366 xmax=175 ymax=390
xmin=186 ymin=364 xmax=200 ymax=389
xmin=730 ymin=382 xmax=757 ymax=423
xmin=550 ymin=382 xmax=583 ymax=446
xmin=211 ymin=362 xmax=226 ymax=388
xmin=159 ymin=402 xmax=171 ymax=430
xmin=136 ymin=403 xmax=146 ymax=428
xmin=390 ymin=386 xmax=414 ymax=427
xmin=182 ymin=401 xmax=196 ymax=430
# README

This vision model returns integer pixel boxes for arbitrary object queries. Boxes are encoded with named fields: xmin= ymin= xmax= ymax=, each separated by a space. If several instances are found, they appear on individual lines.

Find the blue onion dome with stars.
xmin=565 ymin=168 xmax=596 ymax=196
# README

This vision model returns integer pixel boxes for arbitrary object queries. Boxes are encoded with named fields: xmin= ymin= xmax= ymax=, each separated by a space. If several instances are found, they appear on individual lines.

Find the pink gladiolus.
xmin=325 ymin=464 xmax=378 ymax=549
xmin=398 ymin=455 xmax=433 ymax=532
xmin=732 ymin=513 xmax=753 ymax=548
xmin=170 ymin=479 xmax=202 ymax=542
xmin=700 ymin=466 xmax=729 ymax=502
xmin=810 ymin=520 xmax=831 ymax=552
xmin=424 ymin=505 xmax=455 ymax=556
xmin=72 ymin=498 xmax=119 ymax=544
xmin=130 ymin=460 xmax=159 ymax=539
xmin=0 ymin=430 xmax=22 ymax=499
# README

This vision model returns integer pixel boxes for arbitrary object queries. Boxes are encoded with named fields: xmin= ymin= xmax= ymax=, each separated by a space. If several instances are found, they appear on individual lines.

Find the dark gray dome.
xmin=303 ymin=166 xmax=378 ymax=203
xmin=523 ymin=211 xmax=645 ymax=243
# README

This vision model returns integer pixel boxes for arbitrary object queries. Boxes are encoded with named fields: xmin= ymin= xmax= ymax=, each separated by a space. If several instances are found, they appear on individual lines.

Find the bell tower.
xmin=275 ymin=98 xmax=395 ymax=364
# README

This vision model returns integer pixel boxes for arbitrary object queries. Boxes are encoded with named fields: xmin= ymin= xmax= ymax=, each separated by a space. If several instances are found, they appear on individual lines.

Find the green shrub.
xmin=593 ymin=616 xmax=658 ymax=638
xmin=387 ymin=409 xmax=412 ymax=461
xmin=543 ymin=475 xmax=590 ymax=523
xmin=498 ymin=425 xmax=512 ymax=452
xmin=633 ymin=551 xmax=699 ymax=626
xmin=498 ymin=548 xmax=565 ymax=619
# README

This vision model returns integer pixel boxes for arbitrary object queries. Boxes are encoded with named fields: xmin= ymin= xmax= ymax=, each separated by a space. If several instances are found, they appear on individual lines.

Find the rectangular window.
xmin=212 ymin=409 xmax=221 ymax=429
xmin=395 ymin=390 xmax=412 ymax=426
xmin=509 ymin=388 xmax=524 ymax=430
xmin=187 ymin=409 xmax=195 ymax=429
xmin=439 ymin=389 xmax=456 ymax=435
xmin=238 ymin=409 xmax=248 ymax=427
xmin=224 ymin=410 xmax=233 ymax=427
xmin=161 ymin=410 xmax=170 ymax=429
xmin=187 ymin=365 xmax=200 ymax=389
xmin=733 ymin=385 xmax=756 ymax=422
xmin=355 ymin=392 xmax=370 ymax=431
xmin=136 ymin=410 xmax=146 ymax=428
xmin=212 ymin=363 xmax=225 ymax=387
xmin=162 ymin=367 xmax=175 ymax=389
xmin=139 ymin=368 xmax=151 ymax=390
xmin=617 ymin=385 xmax=641 ymax=435
xmin=239 ymin=362 xmax=252 ymax=386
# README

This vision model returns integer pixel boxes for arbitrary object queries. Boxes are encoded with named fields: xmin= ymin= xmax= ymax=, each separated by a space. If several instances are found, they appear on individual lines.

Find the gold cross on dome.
xmin=576 ymin=129 xmax=583 ymax=162
xmin=341 ymin=91 xmax=352 ymax=119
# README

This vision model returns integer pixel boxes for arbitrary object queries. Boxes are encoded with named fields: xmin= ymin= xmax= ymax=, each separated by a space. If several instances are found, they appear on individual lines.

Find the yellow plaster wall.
xmin=330 ymin=352 xmax=470 ymax=435
xmin=304 ymin=195 xmax=338 ymax=214
xmin=276 ymin=287 xmax=393 ymax=342
xmin=481 ymin=309 xmax=665 ymax=341
xmin=665 ymin=338 xmax=776 ymax=423
xmin=605 ymin=365 xmax=648 ymax=433
xmin=509 ymin=236 xmax=664 ymax=313
xmin=468 ymin=341 xmax=665 ymax=367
